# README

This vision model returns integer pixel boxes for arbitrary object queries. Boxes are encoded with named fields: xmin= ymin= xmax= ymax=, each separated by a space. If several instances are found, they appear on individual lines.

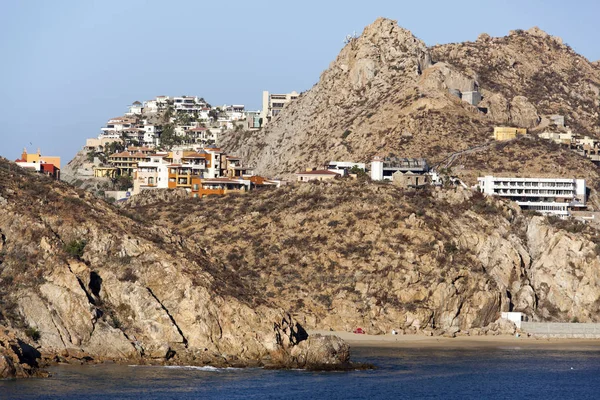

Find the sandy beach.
xmin=309 ymin=330 xmax=600 ymax=350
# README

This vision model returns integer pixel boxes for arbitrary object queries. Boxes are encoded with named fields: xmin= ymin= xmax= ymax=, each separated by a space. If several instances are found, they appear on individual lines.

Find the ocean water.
xmin=2 ymin=346 xmax=600 ymax=399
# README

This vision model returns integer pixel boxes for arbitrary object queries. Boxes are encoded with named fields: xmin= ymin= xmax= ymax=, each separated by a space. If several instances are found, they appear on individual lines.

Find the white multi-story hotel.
xmin=477 ymin=176 xmax=587 ymax=217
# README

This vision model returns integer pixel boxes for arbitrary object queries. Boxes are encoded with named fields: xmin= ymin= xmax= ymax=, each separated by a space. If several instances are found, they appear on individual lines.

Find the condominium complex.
xmin=478 ymin=176 xmax=587 ymax=216
xmin=260 ymin=90 xmax=299 ymax=124
xmin=128 ymin=148 xmax=280 ymax=197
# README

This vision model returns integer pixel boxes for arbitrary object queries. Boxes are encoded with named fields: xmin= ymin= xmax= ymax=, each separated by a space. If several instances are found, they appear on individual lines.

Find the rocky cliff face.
xmin=432 ymin=27 xmax=600 ymax=134
xmin=130 ymin=181 xmax=600 ymax=336
xmin=222 ymin=19 xmax=600 ymax=180
xmin=0 ymin=159 xmax=350 ymax=378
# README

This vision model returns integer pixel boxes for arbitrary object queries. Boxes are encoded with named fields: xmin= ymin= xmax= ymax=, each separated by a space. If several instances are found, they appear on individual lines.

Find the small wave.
xmin=163 ymin=365 xmax=243 ymax=371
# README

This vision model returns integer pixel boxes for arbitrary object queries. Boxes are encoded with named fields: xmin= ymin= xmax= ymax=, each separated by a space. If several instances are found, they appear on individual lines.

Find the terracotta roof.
xmin=130 ymin=152 xmax=148 ymax=158
xmin=110 ymin=151 xmax=131 ymax=158
xmin=296 ymin=170 xmax=338 ymax=175
xmin=128 ymin=146 xmax=153 ymax=151
xmin=182 ymin=152 xmax=206 ymax=159
xmin=201 ymin=178 xmax=245 ymax=184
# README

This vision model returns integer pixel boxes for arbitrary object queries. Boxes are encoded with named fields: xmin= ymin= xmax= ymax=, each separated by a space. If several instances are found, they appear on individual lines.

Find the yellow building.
xmin=93 ymin=166 xmax=118 ymax=178
xmin=493 ymin=127 xmax=528 ymax=141
xmin=20 ymin=148 xmax=61 ymax=169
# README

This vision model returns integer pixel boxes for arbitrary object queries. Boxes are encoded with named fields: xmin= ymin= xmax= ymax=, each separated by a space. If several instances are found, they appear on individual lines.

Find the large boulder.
xmin=269 ymin=314 xmax=351 ymax=369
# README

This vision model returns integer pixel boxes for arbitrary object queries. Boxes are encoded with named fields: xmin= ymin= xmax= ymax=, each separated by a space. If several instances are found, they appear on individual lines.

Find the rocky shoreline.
xmin=1 ymin=319 xmax=360 ymax=379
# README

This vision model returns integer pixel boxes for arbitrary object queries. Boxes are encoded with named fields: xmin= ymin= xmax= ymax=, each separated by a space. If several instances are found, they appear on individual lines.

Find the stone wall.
xmin=522 ymin=322 xmax=600 ymax=338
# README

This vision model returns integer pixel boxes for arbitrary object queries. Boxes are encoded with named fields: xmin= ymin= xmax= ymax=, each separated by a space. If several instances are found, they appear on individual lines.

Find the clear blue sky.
xmin=1 ymin=0 xmax=598 ymax=163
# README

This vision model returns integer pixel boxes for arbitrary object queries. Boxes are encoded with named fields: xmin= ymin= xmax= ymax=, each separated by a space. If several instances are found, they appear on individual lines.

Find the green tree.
xmin=111 ymin=174 xmax=132 ymax=191
xmin=349 ymin=165 xmax=368 ymax=180
xmin=163 ymin=105 xmax=174 ymax=122
xmin=64 ymin=239 xmax=86 ymax=259
xmin=159 ymin=124 xmax=183 ymax=149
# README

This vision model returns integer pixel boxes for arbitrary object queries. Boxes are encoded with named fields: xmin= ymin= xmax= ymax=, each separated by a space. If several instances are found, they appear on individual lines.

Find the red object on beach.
xmin=353 ymin=328 xmax=365 ymax=334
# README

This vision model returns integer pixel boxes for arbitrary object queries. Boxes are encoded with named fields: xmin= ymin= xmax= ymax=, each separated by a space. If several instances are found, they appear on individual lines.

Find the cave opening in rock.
xmin=89 ymin=271 xmax=102 ymax=298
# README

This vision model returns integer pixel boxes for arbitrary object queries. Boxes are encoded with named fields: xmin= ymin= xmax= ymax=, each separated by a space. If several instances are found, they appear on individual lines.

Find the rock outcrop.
xmin=0 ymin=327 xmax=48 ymax=379
xmin=0 ymin=158 xmax=350 ymax=373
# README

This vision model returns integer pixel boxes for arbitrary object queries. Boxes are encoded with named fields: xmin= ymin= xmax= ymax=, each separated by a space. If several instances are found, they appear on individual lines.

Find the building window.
xmin=193 ymin=184 xmax=199 ymax=190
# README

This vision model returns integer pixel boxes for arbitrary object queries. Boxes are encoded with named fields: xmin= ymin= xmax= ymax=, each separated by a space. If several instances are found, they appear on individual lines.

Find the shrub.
xmin=341 ymin=130 xmax=351 ymax=139
xmin=64 ymin=239 xmax=86 ymax=259
xmin=445 ymin=242 xmax=458 ymax=254
xmin=25 ymin=327 xmax=41 ymax=341
xmin=109 ymin=315 xmax=122 ymax=329
xmin=119 ymin=268 xmax=138 ymax=283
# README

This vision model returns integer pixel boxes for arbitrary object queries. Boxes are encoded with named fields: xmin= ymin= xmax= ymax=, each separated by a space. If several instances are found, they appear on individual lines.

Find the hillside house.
xmin=15 ymin=148 xmax=61 ymax=180
xmin=296 ymin=169 xmax=339 ymax=182
xmin=392 ymin=170 xmax=431 ymax=188
xmin=327 ymin=161 xmax=366 ymax=176
xmin=493 ymin=127 xmax=527 ymax=141
xmin=260 ymin=90 xmax=299 ymax=124
xmin=371 ymin=156 xmax=429 ymax=181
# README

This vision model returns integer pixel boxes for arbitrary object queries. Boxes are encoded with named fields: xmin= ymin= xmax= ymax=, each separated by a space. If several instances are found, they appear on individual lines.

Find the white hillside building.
xmin=477 ymin=176 xmax=587 ymax=217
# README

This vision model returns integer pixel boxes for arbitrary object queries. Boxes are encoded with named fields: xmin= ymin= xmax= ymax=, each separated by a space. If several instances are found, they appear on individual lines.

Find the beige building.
xmin=85 ymin=135 xmax=124 ymax=151
xmin=392 ymin=170 xmax=430 ymax=188
xmin=296 ymin=169 xmax=339 ymax=182
xmin=493 ymin=127 xmax=528 ymax=141
xmin=260 ymin=90 xmax=299 ymax=125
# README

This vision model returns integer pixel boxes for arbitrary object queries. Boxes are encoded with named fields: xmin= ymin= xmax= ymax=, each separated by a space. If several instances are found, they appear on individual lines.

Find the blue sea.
xmin=2 ymin=346 xmax=600 ymax=399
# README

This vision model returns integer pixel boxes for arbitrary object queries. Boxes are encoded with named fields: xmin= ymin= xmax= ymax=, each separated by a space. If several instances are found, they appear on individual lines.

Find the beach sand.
xmin=309 ymin=330 xmax=600 ymax=350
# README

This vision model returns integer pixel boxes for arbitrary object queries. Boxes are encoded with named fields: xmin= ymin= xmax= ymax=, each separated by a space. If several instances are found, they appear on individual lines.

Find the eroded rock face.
xmin=0 ymin=328 xmax=48 ymax=379
xmin=0 ymin=160 xmax=350 ymax=372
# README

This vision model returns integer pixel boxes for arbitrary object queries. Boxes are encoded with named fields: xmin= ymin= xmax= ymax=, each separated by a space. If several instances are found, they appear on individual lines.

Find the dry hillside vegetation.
xmin=131 ymin=180 xmax=600 ymax=335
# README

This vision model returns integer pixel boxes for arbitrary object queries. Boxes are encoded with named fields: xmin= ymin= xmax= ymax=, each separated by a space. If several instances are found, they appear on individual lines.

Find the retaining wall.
xmin=521 ymin=322 xmax=600 ymax=338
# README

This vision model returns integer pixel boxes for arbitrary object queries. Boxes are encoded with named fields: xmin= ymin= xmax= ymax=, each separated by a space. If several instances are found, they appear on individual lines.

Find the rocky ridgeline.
xmin=0 ymin=158 xmax=352 ymax=378
xmin=432 ymin=27 xmax=600 ymax=134
xmin=222 ymin=18 xmax=600 ymax=182
xmin=130 ymin=179 xmax=600 ymax=336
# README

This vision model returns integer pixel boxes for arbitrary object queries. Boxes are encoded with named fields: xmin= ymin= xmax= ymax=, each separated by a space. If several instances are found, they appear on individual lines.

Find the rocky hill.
xmin=0 ymin=158 xmax=350 ymax=378
xmin=432 ymin=28 xmax=600 ymax=134
xmin=129 ymin=180 xmax=600 ymax=336
xmin=222 ymin=18 xmax=600 ymax=181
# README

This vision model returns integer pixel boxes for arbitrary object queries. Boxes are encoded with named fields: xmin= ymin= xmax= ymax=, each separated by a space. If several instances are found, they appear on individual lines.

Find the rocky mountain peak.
xmin=331 ymin=18 xmax=432 ymax=90
xmin=223 ymin=18 xmax=600 ymax=179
